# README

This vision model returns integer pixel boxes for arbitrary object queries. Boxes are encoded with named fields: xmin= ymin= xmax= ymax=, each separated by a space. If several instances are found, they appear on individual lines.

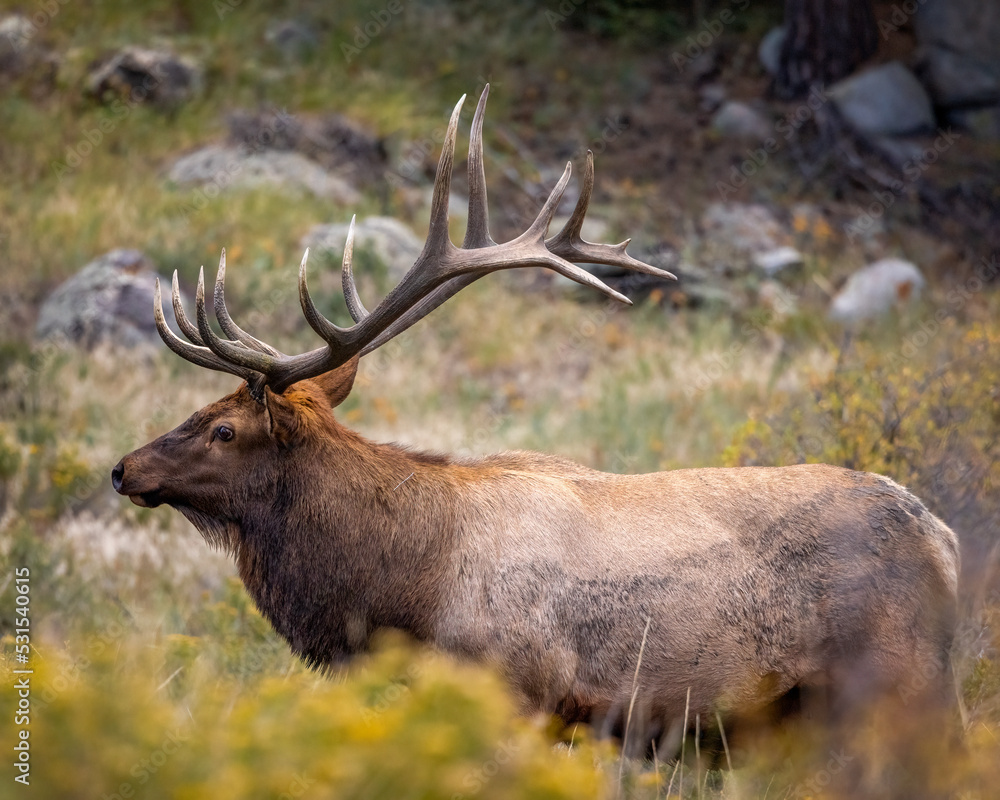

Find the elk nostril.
xmin=111 ymin=461 xmax=125 ymax=493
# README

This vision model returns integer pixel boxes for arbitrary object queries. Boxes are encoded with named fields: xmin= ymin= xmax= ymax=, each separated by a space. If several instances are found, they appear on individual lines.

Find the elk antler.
xmin=154 ymin=86 xmax=676 ymax=402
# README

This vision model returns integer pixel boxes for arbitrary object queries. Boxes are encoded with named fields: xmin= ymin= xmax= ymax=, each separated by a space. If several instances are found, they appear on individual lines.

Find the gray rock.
xmin=711 ymin=101 xmax=772 ymax=141
xmin=35 ymin=250 xmax=183 ymax=349
xmin=0 ymin=15 xmax=34 ymax=71
xmin=301 ymin=217 xmax=423 ymax=282
xmin=689 ymin=48 xmax=719 ymax=82
xmin=758 ymin=26 xmax=785 ymax=77
xmin=265 ymin=19 xmax=319 ymax=61
xmin=226 ymin=109 xmax=385 ymax=185
xmin=829 ymin=62 xmax=934 ymax=137
xmin=829 ymin=258 xmax=925 ymax=322
xmin=86 ymin=46 xmax=201 ymax=108
xmin=168 ymin=145 xmax=360 ymax=204
xmin=918 ymin=49 xmax=1000 ymax=110
xmin=698 ymin=83 xmax=727 ymax=113
xmin=914 ymin=0 xmax=1000 ymax=109
xmin=0 ymin=14 xmax=53 ymax=78
xmin=752 ymin=246 xmax=803 ymax=276
xmin=700 ymin=202 xmax=785 ymax=254
xmin=0 ymin=15 xmax=32 ymax=45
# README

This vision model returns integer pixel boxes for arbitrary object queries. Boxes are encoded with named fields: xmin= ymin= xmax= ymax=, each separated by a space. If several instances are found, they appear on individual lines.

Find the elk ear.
xmin=263 ymin=387 xmax=301 ymax=445
xmin=313 ymin=355 xmax=360 ymax=408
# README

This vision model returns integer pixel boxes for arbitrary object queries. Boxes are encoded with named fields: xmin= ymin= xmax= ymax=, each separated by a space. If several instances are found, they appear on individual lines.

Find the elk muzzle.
xmin=111 ymin=454 xmax=164 ymax=508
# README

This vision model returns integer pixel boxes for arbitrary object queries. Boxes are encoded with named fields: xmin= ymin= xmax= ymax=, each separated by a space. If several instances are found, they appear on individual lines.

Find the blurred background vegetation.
xmin=0 ymin=0 xmax=998 ymax=797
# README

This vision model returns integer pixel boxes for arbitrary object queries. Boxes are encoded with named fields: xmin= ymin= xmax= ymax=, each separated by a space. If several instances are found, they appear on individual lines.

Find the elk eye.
xmin=216 ymin=425 xmax=234 ymax=442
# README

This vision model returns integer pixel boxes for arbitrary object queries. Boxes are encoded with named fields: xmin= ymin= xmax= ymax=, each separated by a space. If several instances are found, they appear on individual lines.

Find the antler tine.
xmin=420 ymin=93 xmax=465 ymax=263
xmin=298 ymin=247 xmax=348 ymax=345
xmin=194 ymin=267 xmax=277 ymax=374
xmin=340 ymin=216 xmax=369 ymax=322
xmin=171 ymin=270 xmax=206 ymax=346
xmin=521 ymin=161 xmax=572 ymax=243
xmin=508 ymin=160 xmax=634 ymax=304
xmin=214 ymin=249 xmax=281 ymax=356
xmin=153 ymin=278 xmax=258 ymax=381
xmin=547 ymin=151 xmax=677 ymax=281
xmin=464 ymin=84 xmax=494 ymax=249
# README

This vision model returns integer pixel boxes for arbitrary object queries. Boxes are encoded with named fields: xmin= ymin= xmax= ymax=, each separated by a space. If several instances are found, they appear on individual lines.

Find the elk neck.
xmin=234 ymin=412 xmax=463 ymax=666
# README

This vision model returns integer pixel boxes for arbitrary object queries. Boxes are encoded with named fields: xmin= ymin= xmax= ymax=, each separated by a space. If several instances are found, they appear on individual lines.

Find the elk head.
xmin=110 ymin=359 xmax=359 ymax=549
xmin=111 ymin=86 xmax=675 ymax=546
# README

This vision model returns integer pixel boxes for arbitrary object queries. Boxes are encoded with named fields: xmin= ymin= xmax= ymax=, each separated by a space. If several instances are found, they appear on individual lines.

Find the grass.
xmin=1 ymin=1 xmax=999 ymax=797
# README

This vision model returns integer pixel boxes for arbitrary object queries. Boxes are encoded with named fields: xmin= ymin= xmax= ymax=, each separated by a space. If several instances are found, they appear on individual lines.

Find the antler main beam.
xmin=155 ymin=85 xmax=675 ymax=401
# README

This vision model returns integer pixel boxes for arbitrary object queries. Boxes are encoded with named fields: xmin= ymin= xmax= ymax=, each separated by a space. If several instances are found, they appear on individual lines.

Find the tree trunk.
xmin=775 ymin=0 xmax=878 ymax=100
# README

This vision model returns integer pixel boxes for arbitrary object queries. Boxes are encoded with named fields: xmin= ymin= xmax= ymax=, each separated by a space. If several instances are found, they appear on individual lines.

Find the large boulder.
xmin=914 ymin=0 xmax=1000 ymax=110
xmin=264 ymin=19 xmax=319 ymax=62
xmin=829 ymin=258 xmax=925 ymax=322
xmin=168 ymin=145 xmax=360 ymax=204
xmin=0 ymin=15 xmax=37 ymax=76
xmin=711 ymin=101 xmax=772 ymax=141
xmin=700 ymin=202 xmax=786 ymax=255
xmin=35 ymin=250 xmax=182 ymax=349
xmin=226 ymin=109 xmax=386 ymax=186
xmin=0 ymin=14 xmax=57 ymax=84
xmin=828 ymin=62 xmax=935 ymax=138
xmin=300 ymin=217 xmax=423 ymax=282
xmin=757 ymin=26 xmax=785 ymax=77
xmin=86 ymin=46 xmax=201 ymax=108
xmin=752 ymin=246 xmax=803 ymax=277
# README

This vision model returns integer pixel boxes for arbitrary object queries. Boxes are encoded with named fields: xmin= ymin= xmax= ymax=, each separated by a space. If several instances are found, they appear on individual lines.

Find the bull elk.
xmin=112 ymin=87 xmax=958 ymax=750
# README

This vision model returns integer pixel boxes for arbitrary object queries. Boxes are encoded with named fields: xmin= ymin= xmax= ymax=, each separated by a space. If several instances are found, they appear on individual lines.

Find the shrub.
xmin=0 ymin=637 xmax=607 ymax=800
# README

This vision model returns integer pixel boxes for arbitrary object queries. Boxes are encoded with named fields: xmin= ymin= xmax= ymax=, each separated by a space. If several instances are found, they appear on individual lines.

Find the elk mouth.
xmin=129 ymin=490 xmax=165 ymax=508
